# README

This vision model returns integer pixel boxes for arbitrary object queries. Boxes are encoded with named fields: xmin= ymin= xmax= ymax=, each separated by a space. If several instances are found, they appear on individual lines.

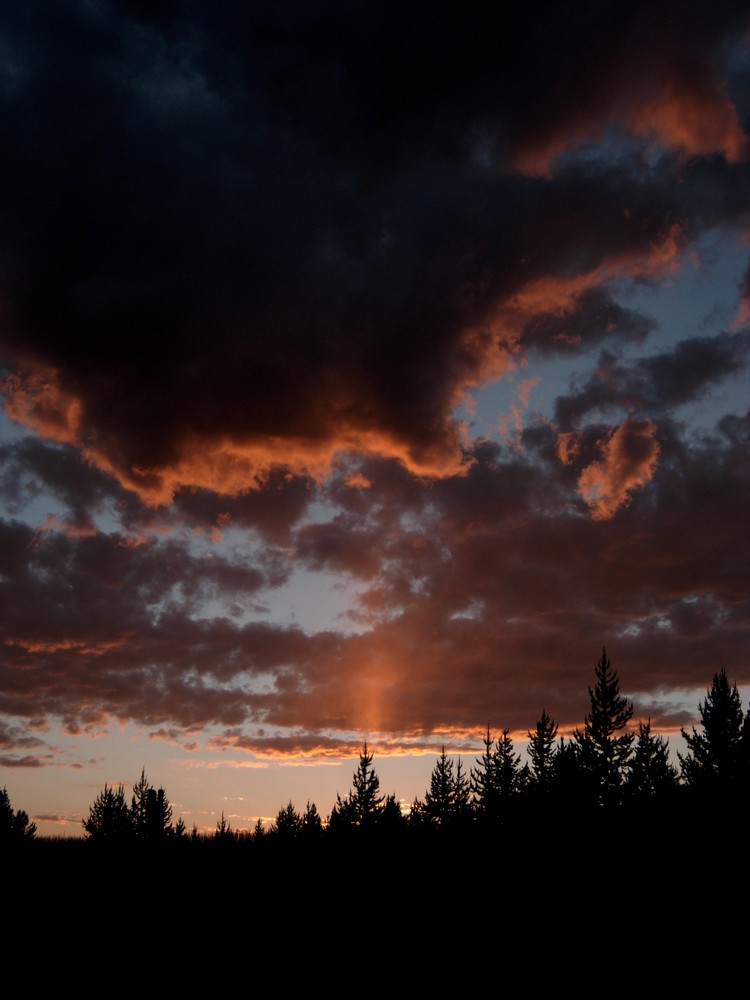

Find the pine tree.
xmin=679 ymin=669 xmax=744 ymax=794
xmin=528 ymin=709 xmax=559 ymax=793
xmin=332 ymin=742 xmax=385 ymax=830
xmin=301 ymin=800 xmax=323 ymax=841
xmin=83 ymin=783 xmax=131 ymax=840
xmin=494 ymin=729 xmax=523 ymax=801
xmin=145 ymin=786 xmax=173 ymax=840
xmin=471 ymin=727 xmax=499 ymax=818
xmin=131 ymin=768 xmax=151 ymax=838
xmin=575 ymin=648 xmax=634 ymax=806
xmin=0 ymin=787 xmax=37 ymax=841
xmin=328 ymin=791 xmax=357 ymax=832
xmin=626 ymin=720 xmax=677 ymax=801
xmin=272 ymin=800 xmax=303 ymax=841
xmin=453 ymin=757 xmax=471 ymax=820
xmin=215 ymin=811 xmax=234 ymax=841
xmin=423 ymin=746 xmax=457 ymax=827
xmin=471 ymin=727 xmax=522 ymax=820
xmin=351 ymin=741 xmax=384 ymax=826
xmin=130 ymin=768 xmax=172 ymax=841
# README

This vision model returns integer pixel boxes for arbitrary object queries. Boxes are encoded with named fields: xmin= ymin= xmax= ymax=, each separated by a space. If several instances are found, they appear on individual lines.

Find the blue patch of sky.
xmin=455 ymin=228 xmax=749 ymax=444
xmin=254 ymin=565 xmax=370 ymax=634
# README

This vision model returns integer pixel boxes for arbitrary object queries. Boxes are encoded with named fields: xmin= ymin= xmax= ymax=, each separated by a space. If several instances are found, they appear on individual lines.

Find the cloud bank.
xmin=1 ymin=2 xmax=749 ymax=767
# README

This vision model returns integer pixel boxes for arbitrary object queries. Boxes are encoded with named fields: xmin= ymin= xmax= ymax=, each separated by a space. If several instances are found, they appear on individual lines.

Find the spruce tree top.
xmin=349 ymin=741 xmax=384 ymax=826
xmin=679 ymin=668 xmax=744 ymax=791
xmin=583 ymin=648 xmax=634 ymax=743
xmin=575 ymin=648 xmax=634 ymax=805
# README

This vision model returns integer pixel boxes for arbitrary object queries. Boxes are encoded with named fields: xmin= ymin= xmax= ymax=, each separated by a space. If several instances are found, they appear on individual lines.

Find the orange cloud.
xmin=4 ymin=635 xmax=130 ymax=656
xmin=626 ymin=81 xmax=749 ymax=164
xmin=513 ymin=73 xmax=748 ymax=176
xmin=120 ymin=425 xmax=473 ymax=505
xmin=577 ymin=418 xmax=661 ymax=519
xmin=344 ymin=472 xmax=373 ymax=490
xmin=1 ymin=370 xmax=81 ymax=445
xmin=1 ymin=363 xmax=473 ymax=505
xmin=0 ymin=225 xmax=687 ymax=510
xmin=483 ymin=226 xmax=685 ymax=346
xmin=556 ymin=431 xmax=580 ymax=466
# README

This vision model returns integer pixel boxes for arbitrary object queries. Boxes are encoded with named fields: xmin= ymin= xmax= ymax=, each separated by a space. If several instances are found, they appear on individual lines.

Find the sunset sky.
xmin=1 ymin=1 xmax=749 ymax=836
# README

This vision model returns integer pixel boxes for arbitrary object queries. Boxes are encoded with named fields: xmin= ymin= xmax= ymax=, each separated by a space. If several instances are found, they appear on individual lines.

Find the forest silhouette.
xmin=6 ymin=648 xmax=750 ymax=948
xmin=4 ymin=651 xmax=749 ymax=863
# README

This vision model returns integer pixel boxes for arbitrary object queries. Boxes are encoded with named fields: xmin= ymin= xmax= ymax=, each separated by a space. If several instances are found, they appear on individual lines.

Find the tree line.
xmin=3 ymin=649 xmax=749 ymax=847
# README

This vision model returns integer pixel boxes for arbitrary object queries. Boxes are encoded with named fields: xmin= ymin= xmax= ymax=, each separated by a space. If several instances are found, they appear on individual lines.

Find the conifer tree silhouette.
xmin=83 ymin=783 xmax=131 ymax=840
xmin=331 ymin=741 xmax=384 ymax=829
xmin=131 ymin=768 xmax=173 ymax=841
xmin=471 ymin=728 xmax=523 ymax=820
xmin=350 ymin=741 xmax=384 ymax=826
xmin=575 ymin=648 xmax=633 ymax=806
xmin=421 ymin=747 xmax=471 ymax=828
xmin=679 ymin=669 xmax=744 ymax=794
xmin=131 ymin=768 xmax=150 ymax=837
xmin=272 ymin=800 xmax=303 ymax=841
xmin=528 ymin=709 xmax=558 ymax=793
xmin=471 ymin=727 xmax=499 ymax=818
xmin=0 ymin=787 xmax=36 ymax=841
xmin=424 ymin=746 xmax=457 ymax=826
xmin=301 ymin=800 xmax=323 ymax=841
xmin=215 ymin=811 xmax=234 ymax=841
xmin=453 ymin=757 xmax=471 ymax=820
xmin=494 ymin=729 xmax=525 ymax=800
xmin=626 ymin=720 xmax=677 ymax=801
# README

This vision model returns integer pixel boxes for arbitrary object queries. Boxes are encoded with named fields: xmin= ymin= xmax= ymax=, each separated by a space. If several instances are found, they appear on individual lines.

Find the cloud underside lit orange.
xmin=575 ymin=418 xmax=661 ymax=520
xmin=1 ymin=229 xmax=685 ymax=509
xmin=1 ymin=1 xmax=750 ymax=800
xmin=514 ymin=74 xmax=748 ymax=175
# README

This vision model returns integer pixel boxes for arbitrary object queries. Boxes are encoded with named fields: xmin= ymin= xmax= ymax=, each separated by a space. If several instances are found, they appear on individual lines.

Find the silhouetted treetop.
xmin=84 ymin=769 xmax=174 ymax=842
xmin=272 ymin=801 xmax=302 ymax=841
xmin=626 ymin=720 xmax=678 ymax=801
xmin=0 ymin=787 xmax=36 ymax=841
xmin=471 ymin=727 xmax=523 ymax=820
xmin=528 ymin=709 xmax=558 ymax=792
xmin=131 ymin=768 xmax=173 ymax=841
xmin=575 ymin=648 xmax=634 ymax=805
xmin=679 ymin=669 xmax=745 ymax=794
xmin=83 ymin=783 xmax=131 ymax=841
xmin=330 ymin=742 xmax=385 ymax=830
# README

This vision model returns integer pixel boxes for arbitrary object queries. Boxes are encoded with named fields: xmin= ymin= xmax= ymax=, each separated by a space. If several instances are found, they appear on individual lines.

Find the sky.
xmin=1 ymin=1 xmax=749 ymax=837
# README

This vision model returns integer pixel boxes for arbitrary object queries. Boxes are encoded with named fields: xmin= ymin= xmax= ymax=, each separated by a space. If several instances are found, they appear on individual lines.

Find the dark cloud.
xmin=0 ymin=2 xmax=749 ymax=769
xmin=0 ymin=755 xmax=47 ymax=768
xmin=0 ymin=437 xmax=125 ymax=533
xmin=555 ymin=331 xmax=750 ymax=429
xmin=2 ymin=2 xmax=749 ymax=499
xmin=0 ymin=516 xmax=293 ymax=730
xmin=521 ymin=288 xmax=656 ymax=354
xmin=1 ymin=409 xmax=749 ymax=748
